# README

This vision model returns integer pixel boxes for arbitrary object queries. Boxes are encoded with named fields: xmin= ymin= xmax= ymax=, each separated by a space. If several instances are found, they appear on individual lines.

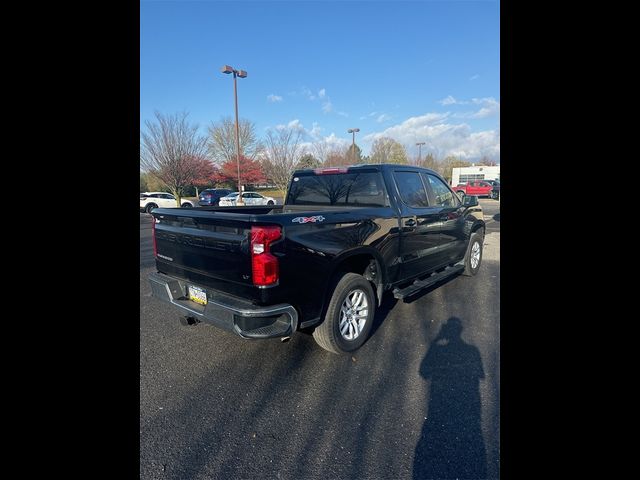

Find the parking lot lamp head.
xmin=347 ymin=128 xmax=360 ymax=164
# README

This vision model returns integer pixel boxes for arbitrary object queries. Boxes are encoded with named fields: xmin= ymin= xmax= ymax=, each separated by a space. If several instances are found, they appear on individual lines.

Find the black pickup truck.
xmin=148 ymin=164 xmax=485 ymax=354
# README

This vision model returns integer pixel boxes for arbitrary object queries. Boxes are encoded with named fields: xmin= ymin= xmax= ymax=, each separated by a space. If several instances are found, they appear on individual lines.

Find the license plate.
xmin=187 ymin=285 xmax=207 ymax=305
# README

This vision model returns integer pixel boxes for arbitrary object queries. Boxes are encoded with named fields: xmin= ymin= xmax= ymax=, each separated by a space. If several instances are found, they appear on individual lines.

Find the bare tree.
xmin=311 ymin=139 xmax=330 ymax=165
xmin=478 ymin=156 xmax=497 ymax=166
xmin=262 ymin=126 xmax=304 ymax=193
xmin=418 ymin=152 xmax=438 ymax=170
xmin=370 ymin=137 xmax=394 ymax=163
xmin=437 ymin=156 xmax=472 ymax=183
xmin=324 ymin=146 xmax=349 ymax=167
xmin=140 ymin=111 xmax=209 ymax=206
xmin=207 ymin=117 xmax=263 ymax=164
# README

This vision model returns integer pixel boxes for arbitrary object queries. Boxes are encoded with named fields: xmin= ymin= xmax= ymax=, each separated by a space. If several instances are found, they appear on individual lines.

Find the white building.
xmin=451 ymin=165 xmax=500 ymax=186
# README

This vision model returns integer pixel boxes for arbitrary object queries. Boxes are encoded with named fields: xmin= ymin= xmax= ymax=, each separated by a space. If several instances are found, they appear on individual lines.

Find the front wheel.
xmin=313 ymin=273 xmax=375 ymax=354
xmin=462 ymin=231 xmax=483 ymax=276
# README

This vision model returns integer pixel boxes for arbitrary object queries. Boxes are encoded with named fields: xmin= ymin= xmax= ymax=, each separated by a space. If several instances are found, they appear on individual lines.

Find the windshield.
xmin=286 ymin=171 xmax=387 ymax=207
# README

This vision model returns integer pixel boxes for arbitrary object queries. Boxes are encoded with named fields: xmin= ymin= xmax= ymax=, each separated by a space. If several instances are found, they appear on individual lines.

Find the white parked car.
xmin=140 ymin=192 xmax=194 ymax=213
xmin=218 ymin=191 xmax=277 ymax=207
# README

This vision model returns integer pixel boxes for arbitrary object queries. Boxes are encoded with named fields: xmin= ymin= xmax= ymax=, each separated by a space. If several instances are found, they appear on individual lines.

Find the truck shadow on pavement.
xmin=413 ymin=316 xmax=487 ymax=479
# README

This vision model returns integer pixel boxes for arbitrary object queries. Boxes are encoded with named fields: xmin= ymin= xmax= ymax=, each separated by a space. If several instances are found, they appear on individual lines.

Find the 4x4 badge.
xmin=292 ymin=216 xmax=325 ymax=224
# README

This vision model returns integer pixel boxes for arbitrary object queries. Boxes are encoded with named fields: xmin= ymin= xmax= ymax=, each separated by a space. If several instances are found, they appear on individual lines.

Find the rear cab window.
xmin=286 ymin=169 xmax=388 ymax=207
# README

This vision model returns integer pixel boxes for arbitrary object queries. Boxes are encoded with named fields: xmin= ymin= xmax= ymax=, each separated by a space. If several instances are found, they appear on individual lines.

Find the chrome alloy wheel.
xmin=339 ymin=289 xmax=369 ymax=341
xmin=471 ymin=241 xmax=481 ymax=269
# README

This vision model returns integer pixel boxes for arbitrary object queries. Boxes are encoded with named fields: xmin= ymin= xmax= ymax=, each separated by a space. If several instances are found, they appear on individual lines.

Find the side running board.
xmin=393 ymin=264 xmax=465 ymax=300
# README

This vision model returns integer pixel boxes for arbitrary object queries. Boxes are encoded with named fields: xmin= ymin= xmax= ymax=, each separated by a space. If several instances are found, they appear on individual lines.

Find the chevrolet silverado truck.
xmin=148 ymin=164 xmax=485 ymax=354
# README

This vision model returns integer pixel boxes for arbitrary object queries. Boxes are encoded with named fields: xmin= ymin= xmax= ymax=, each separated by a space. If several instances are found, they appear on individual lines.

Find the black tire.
xmin=145 ymin=203 xmax=157 ymax=214
xmin=313 ymin=272 xmax=375 ymax=354
xmin=267 ymin=200 xmax=274 ymax=206
xmin=462 ymin=230 xmax=484 ymax=276
xmin=181 ymin=203 xmax=193 ymax=208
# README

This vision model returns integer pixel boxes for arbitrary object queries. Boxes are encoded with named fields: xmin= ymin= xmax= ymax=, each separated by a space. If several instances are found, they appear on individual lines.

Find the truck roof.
xmin=292 ymin=163 xmax=441 ymax=177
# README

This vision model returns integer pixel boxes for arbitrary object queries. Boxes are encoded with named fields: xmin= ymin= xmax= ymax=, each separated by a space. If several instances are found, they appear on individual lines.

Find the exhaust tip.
xmin=280 ymin=336 xmax=291 ymax=343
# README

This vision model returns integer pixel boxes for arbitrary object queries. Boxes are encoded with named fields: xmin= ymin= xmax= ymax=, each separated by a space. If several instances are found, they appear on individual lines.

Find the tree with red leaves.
xmin=190 ymin=156 xmax=218 ymax=195
xmin=213 ymin=155 xmax=266 ymax=189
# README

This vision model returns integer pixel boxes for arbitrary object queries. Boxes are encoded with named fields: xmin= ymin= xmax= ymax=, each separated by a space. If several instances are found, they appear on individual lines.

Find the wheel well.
xmin=472 ymin=224 xmax=485 ymax=238
xmin=330 ymin=253 xmax=383 ymax=306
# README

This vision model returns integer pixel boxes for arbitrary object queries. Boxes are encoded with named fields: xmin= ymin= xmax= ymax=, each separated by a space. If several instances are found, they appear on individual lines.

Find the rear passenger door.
xmin=392 ymin=170 xmax=448 ymax=281
xmin=423 ymin=173 xmax=468 ymax=263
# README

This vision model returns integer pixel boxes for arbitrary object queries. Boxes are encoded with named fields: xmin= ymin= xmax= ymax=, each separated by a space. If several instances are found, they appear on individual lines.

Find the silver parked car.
xmin=218 ymin=191 xmax=277 ymax=206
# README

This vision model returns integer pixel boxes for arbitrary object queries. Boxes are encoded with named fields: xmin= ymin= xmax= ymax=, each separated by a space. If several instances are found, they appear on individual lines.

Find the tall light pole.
xmin=416 ymin=142 xmax=425 ymax=165
xmin=221 ymin=65 xmax=247 ymax=205
xmin=347 ymin=128 xmax=360 ymax=164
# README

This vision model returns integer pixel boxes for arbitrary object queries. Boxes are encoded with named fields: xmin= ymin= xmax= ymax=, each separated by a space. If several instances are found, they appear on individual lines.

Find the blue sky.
xmin=141 ymin=0 xmax=500 ymax=161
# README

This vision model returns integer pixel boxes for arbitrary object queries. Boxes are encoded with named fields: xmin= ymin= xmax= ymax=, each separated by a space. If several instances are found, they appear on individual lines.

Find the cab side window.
xmin=393 ymin=171 xmax=430 ymax=208
xmin=424 ymin=174 xmax=459 ymax=207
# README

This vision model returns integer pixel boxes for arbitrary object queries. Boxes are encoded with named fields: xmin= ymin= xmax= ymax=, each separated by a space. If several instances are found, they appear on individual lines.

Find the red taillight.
xmin=313 ymin=167 xmax=349 ymax=175
xmin=151 ymin=216 xmax=157 ymax=258
xmin=251 ymin=226 xmax=281 ymax=286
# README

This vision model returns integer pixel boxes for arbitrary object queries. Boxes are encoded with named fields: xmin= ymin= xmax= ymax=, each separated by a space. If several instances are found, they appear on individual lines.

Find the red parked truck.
xmin=453 ymin=181 xmax=494 ymax=198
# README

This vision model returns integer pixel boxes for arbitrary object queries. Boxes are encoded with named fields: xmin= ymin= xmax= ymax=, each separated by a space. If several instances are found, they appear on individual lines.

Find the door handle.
xmin=404 ymin=219 xmax=416 ymax=227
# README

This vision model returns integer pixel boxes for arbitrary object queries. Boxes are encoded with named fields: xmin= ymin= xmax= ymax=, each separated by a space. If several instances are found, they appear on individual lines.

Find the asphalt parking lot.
xmin=140 ymin=198 xmax=500 ymax=479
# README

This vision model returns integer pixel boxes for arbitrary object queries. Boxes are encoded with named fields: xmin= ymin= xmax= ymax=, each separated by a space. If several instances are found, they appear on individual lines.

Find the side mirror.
xmin=463 ymin=195 xmax=479 ymax=207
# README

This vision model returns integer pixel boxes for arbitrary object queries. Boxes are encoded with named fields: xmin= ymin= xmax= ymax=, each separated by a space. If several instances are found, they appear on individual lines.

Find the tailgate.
xmin=152 ymin=208 xmax=259 ymax=290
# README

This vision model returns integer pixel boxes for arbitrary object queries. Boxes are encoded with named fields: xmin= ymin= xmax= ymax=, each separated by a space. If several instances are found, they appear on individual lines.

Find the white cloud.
xmin=337 ymin=111 xmax=349 ymax=117
xmin=439 ymin=95 xmax=470 ymax=106
xmin=318 ymin=88 xmax=326 ymax=99
xmin=309 ymin=122 xmax=322 ymax=138
xmin=454 ymin=97 xmax=500 ymax=119
xmin=287 ymin=119 xmax=304 ymax=130
xmin=439 ymin=95 xmax=458 ymax=106
xmin=470 ymin=74 xmax=480 ymax=81
xmin=269 ymin=120 xmax=350 ymax=154
xmin=376 ymin=113 xmax=391 ymax=123
xmin=322 ymin=101 xmax=333 ymax=113
xmin=363 ymin=112 xmax=500 ymax=161
xmin=471 ymin=97 xmax=494 ymax=105
xmin=267 ymin=94 xmax=283 ymax=103
xmin=322 ymin=133 xmax=350 ymax=149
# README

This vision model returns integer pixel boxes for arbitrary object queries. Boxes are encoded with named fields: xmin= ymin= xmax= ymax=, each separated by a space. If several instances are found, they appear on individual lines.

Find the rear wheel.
xmin=145 ymin=203 xmax=157 ymax=214
xmin=181 ymin=202 xmax=193 ymax=208
xmin=462 ymin=230 xmax=483 ymax=276
xmin=267 ymin=200 xmax=274 ymax=206
xmin=313 ymin=273 xmax=375 ymax=354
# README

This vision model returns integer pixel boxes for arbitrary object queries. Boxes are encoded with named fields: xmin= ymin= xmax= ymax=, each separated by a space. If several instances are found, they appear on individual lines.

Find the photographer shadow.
xmin=413 ymin=317 xmax=487 ymax=479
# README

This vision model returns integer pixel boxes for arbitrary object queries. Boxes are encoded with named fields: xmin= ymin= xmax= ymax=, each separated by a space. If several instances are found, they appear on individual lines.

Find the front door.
xmin=423 ymin=173 xmax=467 ymax=263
